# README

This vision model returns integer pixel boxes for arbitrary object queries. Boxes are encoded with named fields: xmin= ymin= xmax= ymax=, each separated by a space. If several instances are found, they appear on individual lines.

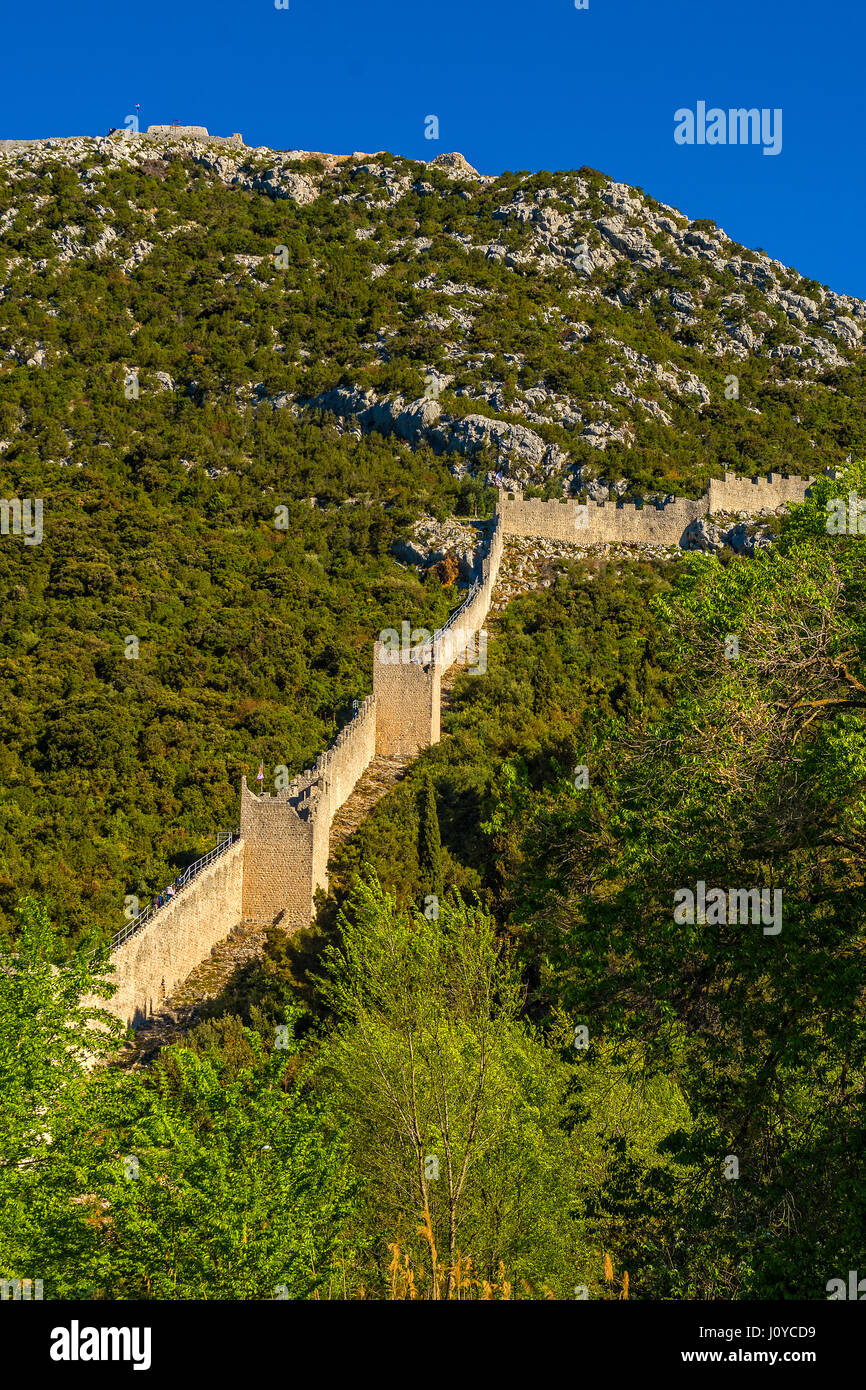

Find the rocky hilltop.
xmin=0 ymin=131 xmax=862 ymax=499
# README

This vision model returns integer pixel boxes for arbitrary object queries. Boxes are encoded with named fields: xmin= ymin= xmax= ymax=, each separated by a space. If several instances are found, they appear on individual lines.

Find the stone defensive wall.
xmin=98 ymin=473 xmax=808 ymax=1028
xmin=242 ymin=518 xmax=504 ymax=918
xmin=497 ymin=490 xmax=704 ymax=546
xmin=497 ymin=471 xmax=812 ymax=547
xmin=97 ymin=840 xmax=245 ymax=1027
xmin=438 ymin=513 xmax=503 ymax=658
xmin=706 ymin=471 xmax=814 ymax=512
xmin=101 ymin=515 xmax=500 ymax=1027
xmin=239 ymin=693 xmax=377 ymax=925
xmin=139 ymin=126 xmax=245 ymax=149
xmin=373 ymin=514 xmax=503 ymax=756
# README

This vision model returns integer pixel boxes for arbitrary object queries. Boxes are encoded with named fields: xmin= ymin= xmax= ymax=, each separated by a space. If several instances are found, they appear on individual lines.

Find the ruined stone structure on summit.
xmin=98 ymin=472 xmax=810 ymax=1027
xmin=0 ymin=126 xmax=245 ymax=154
xmin=142 ymin=125 xmax=244 ymax=149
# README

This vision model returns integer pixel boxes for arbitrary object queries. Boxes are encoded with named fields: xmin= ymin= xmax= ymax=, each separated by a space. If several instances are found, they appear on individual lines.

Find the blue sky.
xmin=2 ymin=0 xmax=863 ymax=298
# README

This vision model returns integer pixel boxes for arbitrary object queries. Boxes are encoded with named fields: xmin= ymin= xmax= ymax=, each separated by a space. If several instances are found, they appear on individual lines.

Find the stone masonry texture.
xmin=95 ymin=840 xmax=245 ymax=1028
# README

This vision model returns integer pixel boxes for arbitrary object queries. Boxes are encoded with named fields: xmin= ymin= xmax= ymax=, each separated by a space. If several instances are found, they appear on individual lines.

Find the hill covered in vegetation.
xmin=1 ymin=133 xmax=865 ymax=1303
xmin=1 ymin=132 xmax=862 ymax=942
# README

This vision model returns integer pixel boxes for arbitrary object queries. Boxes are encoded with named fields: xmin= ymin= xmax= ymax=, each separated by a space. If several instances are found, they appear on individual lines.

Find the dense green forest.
xmin=0 ymin=141 xmax=862 ymax=942
xmin=1 ymin=140 xmax=864 ymax=1300
xmin=4 ymin=471 xmax=866 ymax=1298
xmin=0 ymin=413 xmax=473 ymax=945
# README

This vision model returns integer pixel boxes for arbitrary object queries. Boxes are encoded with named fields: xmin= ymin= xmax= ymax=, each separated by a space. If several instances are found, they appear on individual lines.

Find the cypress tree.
xmin=532 ymin=658 xmax=556 ymax=715
xmin=418 ymin=772 xmax=444 ymax=901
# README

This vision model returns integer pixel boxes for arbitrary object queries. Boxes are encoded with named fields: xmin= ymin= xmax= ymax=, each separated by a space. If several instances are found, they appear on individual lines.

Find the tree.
xmin=417 ymin=772 xmax=444 ymax=901
xmin=317 ymin=877 xmax=585 ymax=1297
xmin=0 ymin=898 xmax=122 ymax=1282
xmin=10 ymin=1007 xmax=358 ymax=1300
xmin=494 ymin=462 xmax=866 ymax=1296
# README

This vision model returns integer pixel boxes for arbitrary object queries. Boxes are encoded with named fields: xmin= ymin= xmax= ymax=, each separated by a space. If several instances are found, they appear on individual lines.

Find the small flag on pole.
xmin=255 ymin=761 xmax=264 ymax=788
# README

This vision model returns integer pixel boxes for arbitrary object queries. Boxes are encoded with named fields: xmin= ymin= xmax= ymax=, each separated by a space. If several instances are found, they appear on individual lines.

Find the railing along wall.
xmin=109 ymin=829 xmax=240 ymax=952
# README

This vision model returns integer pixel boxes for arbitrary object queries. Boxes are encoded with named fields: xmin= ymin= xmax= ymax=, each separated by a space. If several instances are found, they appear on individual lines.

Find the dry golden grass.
xmin=378 ymin=1238 xmax=552 ymax=1301
xmin=327 ymin=1233 xmax=629 ymax=1300
xmin=603 ymin=1250 xmax=630 ymax=1300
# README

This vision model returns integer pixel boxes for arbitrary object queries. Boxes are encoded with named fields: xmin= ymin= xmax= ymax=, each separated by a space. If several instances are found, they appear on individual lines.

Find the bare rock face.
xmin=2 ymin=133 xmax=860 ymax=506
xmin=597 ymin=216 xmax=661 ymax=267
xmin=432 ymin=414 xmax=568 ymax=475
xmin=429 ymin=151 xmax=481 ymax=179
xmin=682 ymin=517 xmax=725 ymax=552
xmin=683 ymin=516 xmax=776 ymax=555
xmin=304 ymin=386 xmax=567 ymax=481
xmin=721 ymin=521 xmax=775 ymax=556
xmin=393 ymin=514 xmax=481 ymax=580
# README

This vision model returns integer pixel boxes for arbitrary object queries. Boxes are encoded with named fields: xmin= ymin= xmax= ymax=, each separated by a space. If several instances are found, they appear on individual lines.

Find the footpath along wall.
xmin=96 ymin=472 xmax=808 ymax=1027
xmin=93 ymin=840 xmax=245 ymax=1028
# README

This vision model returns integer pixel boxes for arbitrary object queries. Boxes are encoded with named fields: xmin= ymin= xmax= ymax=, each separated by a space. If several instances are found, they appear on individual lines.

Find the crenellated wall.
xmin=373 ymin=514 xmax=502 ymax=753
xmin=707 ymin=471 xmax=814 ymax=513
xmin=311 ymin=693 xmax=377 ymax=822
xmin=240 ymin=776 xmax=322 ymax=926
xmin=102 ymin=473 xmax=809 ymax=1027
xmin=497 ymin=472 xmax=812 ymax=546
xmin=373 ymin=647 xmax=441 ymax=756
xmin=433 ymin=514 xmax=503 ymax=665
xmin=240 ymin=692 xmax=378 ymax=923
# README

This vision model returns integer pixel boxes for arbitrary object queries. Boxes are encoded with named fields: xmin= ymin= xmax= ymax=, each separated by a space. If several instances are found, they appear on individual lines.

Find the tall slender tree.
xmin=418 ymin=772 xmax=444 ymax=901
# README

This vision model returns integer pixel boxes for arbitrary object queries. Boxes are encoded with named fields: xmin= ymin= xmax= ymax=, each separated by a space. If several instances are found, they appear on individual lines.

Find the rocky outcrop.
xmin=429 ymin=151 xmax=482 ymax=180
xmin=682 ymin=515 xmax=777 ymax=555
xmin=303 ymin=386 xmax=568 ymax=483
xmin=1 ymin=133 xmax=860 ymax=501
xmin=393 ymin=514 xmax=482 ymax=580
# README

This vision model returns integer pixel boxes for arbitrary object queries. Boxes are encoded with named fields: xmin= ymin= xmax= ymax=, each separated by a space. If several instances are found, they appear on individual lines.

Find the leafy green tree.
xmin=493 ymin=464 xmax=866 ymax=1296
xmin=317 ymin=877 xmax=587 ymax=1297
xmin=0 ymin=898 xmax=121 ymax=1281
xmin=12 ymin=1008 xmax=357 ymax=1300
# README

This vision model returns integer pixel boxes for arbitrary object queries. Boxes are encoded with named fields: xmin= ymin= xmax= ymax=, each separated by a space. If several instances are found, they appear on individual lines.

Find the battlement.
xmin=373 ymin=514 xmax=502 ymax=752
xmin=97 ymin=471 xmax=813 ymax=1027
xmin=709 ymin=470 xmax=814 ymax=514
xmin=498 ymin=471 xmax=813 ymax=546
xmin=239 ymin=692 xmax=377 ymax=922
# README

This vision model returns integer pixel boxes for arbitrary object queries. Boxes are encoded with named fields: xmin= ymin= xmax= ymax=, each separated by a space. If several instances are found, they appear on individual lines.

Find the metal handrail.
xmin=108 ymin=828 xmax=241 ymax=953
